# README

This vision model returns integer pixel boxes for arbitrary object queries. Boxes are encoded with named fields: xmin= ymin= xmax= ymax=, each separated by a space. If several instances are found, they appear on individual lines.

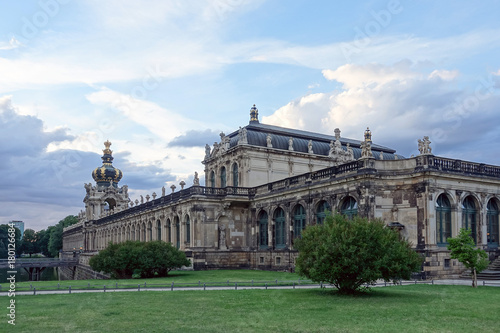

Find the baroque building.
xmin=63 ymin=105 xmax=500 ymax=279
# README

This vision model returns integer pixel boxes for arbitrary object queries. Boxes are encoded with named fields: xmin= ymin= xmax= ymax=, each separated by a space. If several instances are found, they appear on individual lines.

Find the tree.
xmin=295 ymin=214 xmax=422 ymax=294
xmin=48 ymin=215 xmax=78 ymax=257
xmin=36 ymin=228 xmax=52 ymax=257
xmin=0 ymin=224 xmax=23 ymax=258
xmin=20 ymin=228 xmax=37 ymax=257
xmin=89 ymin=240 xmax=191 ymax=279
xmin=447 ymin=228 xmax=489 ymax=288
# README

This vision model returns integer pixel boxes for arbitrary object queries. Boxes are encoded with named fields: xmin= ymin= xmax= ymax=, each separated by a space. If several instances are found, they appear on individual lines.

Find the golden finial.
xmin=250 ymin=104 xmax=259 ymax=123
xmin=103 ymin=140 xmax=112 ymax=155
xmin=364 ymin=127 xmax=372 ymax=142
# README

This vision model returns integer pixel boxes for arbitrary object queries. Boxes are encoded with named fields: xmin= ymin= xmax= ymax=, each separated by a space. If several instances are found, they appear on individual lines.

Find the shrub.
xmin=295 ymin=214 xmax=422 ymax=294
xmin=89 ymin=240 xmax=191 ymax=279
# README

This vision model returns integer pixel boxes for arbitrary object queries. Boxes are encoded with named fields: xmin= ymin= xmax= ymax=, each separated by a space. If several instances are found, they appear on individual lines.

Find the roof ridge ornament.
xmin=249 ymin=104 xmax=259 ymax=123
xmin=364 ymin=127 xmax=372 ymax=142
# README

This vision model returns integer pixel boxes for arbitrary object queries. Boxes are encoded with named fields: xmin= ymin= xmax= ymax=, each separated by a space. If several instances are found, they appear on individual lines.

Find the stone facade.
xmin=63 ymin=106 xmax=500 ymax=279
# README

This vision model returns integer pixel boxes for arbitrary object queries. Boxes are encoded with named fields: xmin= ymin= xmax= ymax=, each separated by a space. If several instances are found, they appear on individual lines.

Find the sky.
xmin=1 ymin=0 xmax=500 ymax=231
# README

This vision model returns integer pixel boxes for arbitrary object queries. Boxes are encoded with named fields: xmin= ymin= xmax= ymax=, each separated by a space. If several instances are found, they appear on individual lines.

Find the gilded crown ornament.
xmin=92 ymin=140 xmax=123 ymax=187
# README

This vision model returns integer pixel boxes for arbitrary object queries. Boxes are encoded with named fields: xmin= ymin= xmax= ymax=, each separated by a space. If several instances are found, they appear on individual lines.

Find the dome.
xmin=92 ymin=140 xmax=123 ymax=187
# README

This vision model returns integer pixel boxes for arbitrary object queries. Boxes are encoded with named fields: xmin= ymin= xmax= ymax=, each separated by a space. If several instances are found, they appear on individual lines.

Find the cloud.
xmin=168 ymin=129 xmax=220 ymax=147
xmin=263 ymin=62 xmax=500 ymax=164
xmin=428 ymin=69 xmax=459 ymax=81
xmin=0 ymin=95 xmax=71 ymax=158
xmin=0 ymin=97 xmax=177 ymax=230
xmin=86 ymin=88 xmax=208 ymax=141
xmin=322 ymin=60 xmax=420 ymax=89
xmin=0 ymin=37 xmax=20 ymax=50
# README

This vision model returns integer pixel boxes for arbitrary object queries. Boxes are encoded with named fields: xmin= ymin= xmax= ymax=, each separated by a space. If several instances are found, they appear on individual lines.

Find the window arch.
xmin=487 ymin=199 xmax=499 ymax=247
xmin=185 ymin=215 xmax=191 ymax=245
xmin=157 ymin=220 xmax=161 ymax=241
xmin=220 ymin=166 xmax=227 ymax=188
xmin=293 ymin=204 xmax=306 ymax=239
xmin=316 ymin=200 xmax=331 ymax=224
xmin=274 ymin=208 xmax=286 ymax=248
xmin=340 ymin=196 xmax=358 ymax=219
xmin=210 ymin=171 xmax=215 ymax=188
xmin=258 ymin=211 xmax=268 ymax=249
xmin=232 ymin=163 xmax=238 ymax=187
xmin=462 ymin=196 xmax=477 ymax=243
xmin=105 ymin=198 xmax=116 ymax=210
xmin=436 ymin=194 xmax=452 ymax=246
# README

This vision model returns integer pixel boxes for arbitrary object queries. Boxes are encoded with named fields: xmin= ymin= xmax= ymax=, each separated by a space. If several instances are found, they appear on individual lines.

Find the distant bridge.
xmin=0 ymin=258 xmax=78 ymax=281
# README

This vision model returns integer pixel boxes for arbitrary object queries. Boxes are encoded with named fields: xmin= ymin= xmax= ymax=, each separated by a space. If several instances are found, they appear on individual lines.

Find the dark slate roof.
xmin=227 ymin=122 xmax=404 ymax=160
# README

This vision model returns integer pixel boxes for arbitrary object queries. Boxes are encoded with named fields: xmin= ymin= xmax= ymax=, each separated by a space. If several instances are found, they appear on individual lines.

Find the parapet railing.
xmin=255 ymin=160 xmax=361 ymax=194
xmin=425 ymin=156 xmax=500 ymax=178
xmin=94 ymin=185 xmax=254 ymax=225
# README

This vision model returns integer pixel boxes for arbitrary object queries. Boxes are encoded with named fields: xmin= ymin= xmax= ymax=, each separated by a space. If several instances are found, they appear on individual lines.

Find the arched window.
xmin=166 ymin=219 xmax=171 ymax=243
xmin=220 ymin=166 xmax=227 ymax=188
xmin=274 ymin=208 xmax=286 ymax=248
xmin=258 ymin=211 xmax=268 ymax=249
xmin=340 ymin=196 xmax=358 ymax=219
xmin=232 ymin=163 xmax=238 ymax=187
xmin=185 ymin=215 xmax=191 ymax=245
xmin=175 ymin=217 xmax=180 ymax=249
xmin=148 ymin=222 xmax=152 ymax=241
xmin=131 ymin=225 xmax=135 ymax=241
xmin=436 ymin=194 xmax=452 ymax=246
xmin=462 ymin=196 xmax=477 ymax=243
xmin=210 ymin=171 xmax=215 ymax=188
xmin=293 ymin=205 xmax=306 ymax=239
xmin=142 ymin=224 xmax=147 ymax=242
xmin=487 ymin=199 xmax=499 ymax=247
xmin=157 ymin=220 xmax=161 ymax=241
xmin=105 ymin=198 xmax=116 ymax=210
xmin=316 ymin=200 xmax=331 ymax=224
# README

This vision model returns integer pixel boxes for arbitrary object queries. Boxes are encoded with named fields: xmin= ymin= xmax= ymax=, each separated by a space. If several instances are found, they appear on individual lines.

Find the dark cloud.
xmin=0 ymin=97 xmax=72 ymax=159
xmin=167 ymin=129 xmax=220 ymax=148
xmin=0 ymin=98 xmax=176 ymax=230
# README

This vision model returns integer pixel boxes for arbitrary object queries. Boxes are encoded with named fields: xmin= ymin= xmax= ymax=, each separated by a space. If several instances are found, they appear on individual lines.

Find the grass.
xmin=6 ymin=284 xmax=499 ymax=332
xmin=2 ymin=270 xmax=307 ymax=291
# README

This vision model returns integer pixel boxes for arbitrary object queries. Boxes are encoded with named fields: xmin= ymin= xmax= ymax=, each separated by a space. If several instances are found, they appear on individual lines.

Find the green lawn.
xmin=5 ymin=285 xmax=500 ymax=332
xmin=3 ymin=269 xmax=307 ymax=291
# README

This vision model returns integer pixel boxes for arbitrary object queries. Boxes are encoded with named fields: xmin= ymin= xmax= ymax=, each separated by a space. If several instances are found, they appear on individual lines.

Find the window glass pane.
xmin=294 ymin=205 xmax=306 ymax=239
xmin=275 ymin=208 xmax=285 ymax=248
xmin=232 ymin=164 xmax=238 ymax=187
xmin=259 ymin=212 xmax=268 ymax=248
xmin=340 ymin=196 xmax=358 ymax=219
xmin=316 ymin=201 xmax=330 ymax=224
xmin=436 ymin=194 xmax=451 ymax=246
xmin=221 ymin=167 xmax=226 ymax=187
xmin=487 ymin=200 xmax=499 ymax=246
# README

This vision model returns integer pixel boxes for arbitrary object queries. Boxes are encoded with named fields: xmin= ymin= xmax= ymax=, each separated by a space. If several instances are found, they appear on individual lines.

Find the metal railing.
xmin=1 ymin=278 xmax=499 ymax=295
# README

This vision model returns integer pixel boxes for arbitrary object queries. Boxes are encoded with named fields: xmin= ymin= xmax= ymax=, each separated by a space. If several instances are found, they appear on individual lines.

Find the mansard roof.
xmin=226 ymin=122 xmax=403 ymax=160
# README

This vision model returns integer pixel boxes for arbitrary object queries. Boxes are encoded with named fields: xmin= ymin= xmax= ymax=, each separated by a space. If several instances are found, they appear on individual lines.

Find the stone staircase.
xmin=461 ymin=256 xmax=500 ymax=280
xmin=477 ymin=256 xmax=500 ymax=280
